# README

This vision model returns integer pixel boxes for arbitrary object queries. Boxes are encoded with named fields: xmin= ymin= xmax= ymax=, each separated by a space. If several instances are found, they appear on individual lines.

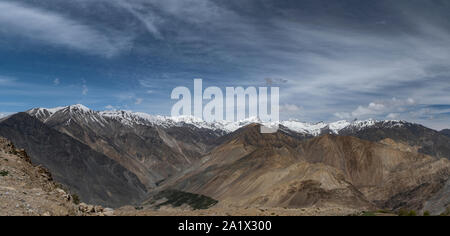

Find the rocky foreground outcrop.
xmin=0 ymin=137 xmax=113 ymax=216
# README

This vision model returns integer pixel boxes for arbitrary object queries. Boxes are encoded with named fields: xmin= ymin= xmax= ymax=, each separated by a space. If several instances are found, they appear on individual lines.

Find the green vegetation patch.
xmin=398 ymin=209 xmax=417 ymax=216
xmin=361 ymin=211 xmax=376 ymax=216
xmin=439 ymin=207 xmax=450 ymax=216
xmin=149 ymin=189 xmax=218 ymax=210
xmin=0 ymin=170 xmax=9 ymax=176
xmin=71 ymin=193 xmax=81 ymax=205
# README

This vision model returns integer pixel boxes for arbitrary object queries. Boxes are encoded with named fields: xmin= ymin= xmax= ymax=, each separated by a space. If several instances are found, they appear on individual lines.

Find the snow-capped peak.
xmin=27 ymin=104 xmax=407 ymax=135
xmin=280 ymin=120 xmax=328 ymax=136
xmin=28 ymin=107 xmax=62 ymax=116
xmin=27 ymin=104 xmax=93 ymax=122
xmin=45 ymin=106 xmax=66 ymax=114
xmin=27 ymin=107 xmax=63 ymax=121
xmin=66 ymin=104 xmax=91 ymax=113
xmin=29 ymin=104 xmax=91 ymax=117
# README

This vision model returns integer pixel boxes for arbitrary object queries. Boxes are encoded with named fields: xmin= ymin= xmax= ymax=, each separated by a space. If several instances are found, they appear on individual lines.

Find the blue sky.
xmin=0 ymin=0 xmax=449 ymax=130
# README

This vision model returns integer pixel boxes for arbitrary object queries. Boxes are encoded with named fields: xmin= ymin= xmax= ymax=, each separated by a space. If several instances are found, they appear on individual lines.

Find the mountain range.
xmin=441 ymin=129 xmax=450 ymax=138
xmin=1 ymin=104 xmax=449 ymax=214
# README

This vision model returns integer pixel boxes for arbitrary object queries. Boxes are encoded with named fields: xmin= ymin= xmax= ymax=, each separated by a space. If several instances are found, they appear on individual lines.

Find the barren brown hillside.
xmin=162 ymin=124 xmax=450 ymax=214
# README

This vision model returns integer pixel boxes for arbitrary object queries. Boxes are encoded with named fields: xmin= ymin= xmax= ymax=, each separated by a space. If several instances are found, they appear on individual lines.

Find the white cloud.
xmin=0 ymin=112 xmax=13 ymax=119
xmin=386 ymin=113 xmax=400 ymax=119
xmin=105 ymin=105 xmax=115 ymax=110
xmin=352 ymin=102 xmax=386 ymax=117
xmin=280 ymin=104 xmax=301 ymax=113
xmin=0 ymin=76 xmax=17 ymax=86
xmin=335 ymin=98 xmax=417 ymax=120
xmin=135 ymin=98 xmax=143 ymax=105
xmin=82 ymin=84 xmax=88 ymax=96
xmin=0 ymin=1 xmax=130 ymax=57
xmin=53 ymin=78 xmax=60 ymax=86
xmin=334 ymin=112 xmax=352 ymax=120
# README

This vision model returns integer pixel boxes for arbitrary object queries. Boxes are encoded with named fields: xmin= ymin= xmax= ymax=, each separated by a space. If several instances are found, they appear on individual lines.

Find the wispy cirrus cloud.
xmin=1 ymin=0 xmax=450 ymax=130
xmin=0 ymin=1 xmax=131 ymax=57
xmin=81 ymin=80 xmax=89 ymax=96
xmin=105 ymin=0 xmax=163 ymax=39
xmin=74 ymin=0 xmax=230 ymax=40
xmin=0 ymin=76 xmax=17 ymax=86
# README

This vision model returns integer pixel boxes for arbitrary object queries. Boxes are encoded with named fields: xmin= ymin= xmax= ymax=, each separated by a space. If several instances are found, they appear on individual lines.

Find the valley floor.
xmin=113 ymin=205 xmax=362 ymax=216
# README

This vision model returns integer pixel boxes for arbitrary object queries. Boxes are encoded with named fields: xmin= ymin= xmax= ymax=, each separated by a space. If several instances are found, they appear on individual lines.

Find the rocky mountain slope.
xmin=27 ymin=105 xmax=223 ymax=189
xmin=28 ymin=105 xmax=450 ymax=161
xmin=1 ymin=104 xmax=449 ymax=214
xmin=441 ymin=129 xmax=450 ymax=138
xmin=0 ymin=113 xmax=147 ymax=207
xmin=162 ymin=124 xmax=450 ymax=214
xmin=303 ymin=135 xmax=450 ymax=213
xmin=339 ymin=121 xmax=450 ymax=160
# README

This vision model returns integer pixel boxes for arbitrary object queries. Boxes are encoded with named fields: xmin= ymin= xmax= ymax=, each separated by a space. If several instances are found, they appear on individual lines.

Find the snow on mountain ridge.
xmin=28 ymin=104 xmax=90 ymax=121
xmin=27 ymin=104 xmax=406 ymax=135
xmin=280 ymin=120 xmax=328 ymax=136
xmin=66 ymin=104 xmax=91 ymax=113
